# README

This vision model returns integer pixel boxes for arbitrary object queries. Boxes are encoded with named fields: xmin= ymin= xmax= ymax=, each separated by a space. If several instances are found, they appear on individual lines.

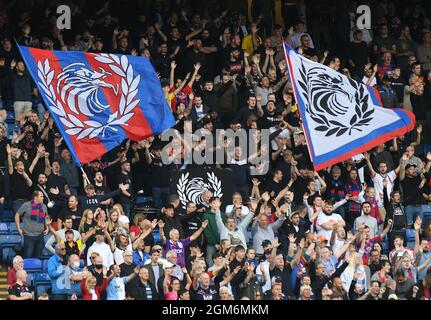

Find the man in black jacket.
xmin=383 ymin=180 xmax=407 ymax=251
xmin=128 ymin=267 xmax=158 ymax=300
xmin=278 ymin=211 xmax=309 ymax=254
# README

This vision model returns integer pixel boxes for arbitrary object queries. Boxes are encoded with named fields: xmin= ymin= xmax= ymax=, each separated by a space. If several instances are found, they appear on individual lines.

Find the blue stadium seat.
xmin=422 ymin=206 xmax=431 ymax=225
xmin=0 ymin=234 xmax=22 ymax=248
xmin=406 ymin=229 xmax=416 ymax=242
xmin=135 ymin=196 xmax=153 ymax=206
xmin=80 ymin=259 xmax=85 ymax=268
xmin=1 ymin=210 xmax=15 ymax=222
xmin=153 ymin=228 xmax=160 ymax=244
xmin=1 ymin=247 xmax=17 ymax=263
xmin=0 ymin=222 xmax=8 ymax=234
xmin=7 ymin=222 xmax=19 ymax=234
xmin=24 ymin=258 xmax=43 ymax=272
xmin=35 ymin=284 xmax=51 ymax=298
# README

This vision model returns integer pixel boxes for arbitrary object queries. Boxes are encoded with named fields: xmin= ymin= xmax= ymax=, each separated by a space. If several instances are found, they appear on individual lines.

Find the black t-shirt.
xmin=265 ymin=179 xmax=284 ymax=199
xmin=192 ymin=285 xmax=218 ymax=300
xmin=117 ymin=172 xmax=133 ymax=204
xmin=60 ymin=207 xmax=83 ymax=230
xmin=10 ymin=172 xmax=31 ymax=200
xmin=8 ymin=283 xmax=32 ymax=298
xmin=402 ymin=175 xmax=425 ymax=205
xmin=270 ymin=264 xmax=293 ymax=297
xmin=151 ymin=157 xmax=170 ymax=188
xmin=81 ymin=222 xmax=96 ymax=249
xmin=292 ymin=176 xmax=308 ymax=204
xmin=47 ymin=173 xmax=68 ymax=193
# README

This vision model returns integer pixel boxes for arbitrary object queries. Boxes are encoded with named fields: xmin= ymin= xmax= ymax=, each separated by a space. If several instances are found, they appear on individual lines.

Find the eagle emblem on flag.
xmin=283 ymin=43 xmax=415 ymax=170
xmin=297 ymin=61 xmax=375 ymax=137
xmin=37 ymin=54 xmax=140 ymax=140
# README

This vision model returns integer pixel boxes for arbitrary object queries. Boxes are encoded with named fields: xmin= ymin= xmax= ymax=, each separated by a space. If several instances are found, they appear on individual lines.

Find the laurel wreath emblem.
xmin=177 ymin=172 xmax=223 ymax=209
xmin=297 ymin=60 xmax=374 ymax=137
xmin=37 ymin=54 xmax=141 ymax=140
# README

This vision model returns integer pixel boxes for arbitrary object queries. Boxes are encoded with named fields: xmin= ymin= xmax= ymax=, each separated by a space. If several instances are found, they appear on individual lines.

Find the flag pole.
xmin=80 ymin=166 xmax=91 ymax=185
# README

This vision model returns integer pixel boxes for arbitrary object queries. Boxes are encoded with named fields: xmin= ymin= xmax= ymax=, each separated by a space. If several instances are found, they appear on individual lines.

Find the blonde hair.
xmin=85 ymin=275 xmax=97 ymax=290
xmin=113 ymin=203 xmax=125 ymax=216
xmin=79 ymin=209 xmax=94 ymax=233
xmin=107 ymin=208 xmax=120 ymax=233
xmin=133 ymin=213 xmax=146 ymax=227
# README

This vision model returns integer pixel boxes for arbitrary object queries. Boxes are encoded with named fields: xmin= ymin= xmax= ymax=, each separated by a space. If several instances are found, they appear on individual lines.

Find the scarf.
xmin=31 ymin=200 xmax=45 ymax=223
xmin=347 ymin=181 xmax=361 ymax=212
xmin=329 ymin=178 xmax=345 ymax=202
xmin=366 ymin=196 xmax=383 ymax=224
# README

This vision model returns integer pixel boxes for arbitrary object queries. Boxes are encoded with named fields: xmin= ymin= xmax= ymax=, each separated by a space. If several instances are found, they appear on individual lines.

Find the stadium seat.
xmin=7 ymin=222 xmax=19 ymax=234
xmin=80 ymin=259 xmax=85 ymax=268
xmin=153 ymin=228 xmax=161 ymax=244
xmin=406 ymin=229 xmax=416 ymax=242
xmin=35 ymin=284 xmax=51 ymax=298
xmin=24 ymin=258 xmax=43 ymax=272
xmin=0 ymin=234 xmax=22 ymax=248
xmin=0 ymin=222 xmax=8 ymax=234
xmin=1 ymin=210 xmax=15 ymax=222
xmin=135 ymin=196 xmax=153 ymax=206
xmin=422 ymin=206 xmax=431 ymax=225
xmin=1 ymin=247 xmax=17 ymax=263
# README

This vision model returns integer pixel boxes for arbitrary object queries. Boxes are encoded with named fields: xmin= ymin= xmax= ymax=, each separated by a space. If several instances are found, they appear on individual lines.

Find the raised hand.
xmin=50 ymin=187 xmax=59 ymax=195
xmin=271 ymin=237 xmax=281 ymax=248
xmin=414 ymin=216 xmax=422 ymax=230
xmin=261 ymin=192 xmax=270 ymax=202
xmin=157 ymin=219 xmax=165 ymax=229
xmin=288 ymin=234 xmax=296 ymax=243
xmin=417 ymin=124 xmax=423 ymax=134
xmin=194 ymin=62 xmax=201 ymax=71
xmin=171 ymin=61 xmax=177 ymax=69
xmin=201 ymin=220 xmax=209 ymax=229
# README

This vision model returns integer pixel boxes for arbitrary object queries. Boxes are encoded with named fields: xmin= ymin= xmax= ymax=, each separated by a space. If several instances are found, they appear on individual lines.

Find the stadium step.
xmin=0 ymin=268 xmax=7 ymax=300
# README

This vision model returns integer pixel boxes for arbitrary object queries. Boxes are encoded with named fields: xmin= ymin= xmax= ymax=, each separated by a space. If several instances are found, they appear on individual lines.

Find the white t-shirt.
xmin=316 ymin=213 xmax=344 ymax=241
xmin=119 ymin=215 xmax=130 ymax=228
xmin=87 ymin=242 xmax=114 ymax=268
xmin=113 ymin=243 xmax=133 ymax=265
xmin=372 ymin=170 xmax=397 ymax=201
xmin=255 ymin=260 xmax=271 ymax=293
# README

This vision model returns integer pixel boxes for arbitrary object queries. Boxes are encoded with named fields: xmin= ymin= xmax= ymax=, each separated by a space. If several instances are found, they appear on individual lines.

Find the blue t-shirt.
xmin=106 ymin=276 xmax=128 ymax=300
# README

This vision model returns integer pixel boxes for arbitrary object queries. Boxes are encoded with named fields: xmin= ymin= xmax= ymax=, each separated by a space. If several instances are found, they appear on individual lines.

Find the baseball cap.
xmin=95 ymin=229 xmax=105 ymax=236
xmin=290 ymin=211 xmax=300 ymax=219
xmin=163 ymin=261 xmax=175 ymax=269
xmin=405 ymin=163 xmax=416 ymax=170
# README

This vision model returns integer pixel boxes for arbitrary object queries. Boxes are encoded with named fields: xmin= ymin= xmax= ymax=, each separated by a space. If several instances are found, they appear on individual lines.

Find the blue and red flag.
xmin=283 ymin=43 xmax=416 ymax=171
xmin=18 ymin=45 xmax=175 ymax=165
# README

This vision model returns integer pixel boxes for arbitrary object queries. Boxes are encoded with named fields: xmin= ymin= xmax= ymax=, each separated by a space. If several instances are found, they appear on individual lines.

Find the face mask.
xmin=72 ymin=261 xmax=80 ymax=269
xmin=95 ymin=264 xmax=103 ymax=269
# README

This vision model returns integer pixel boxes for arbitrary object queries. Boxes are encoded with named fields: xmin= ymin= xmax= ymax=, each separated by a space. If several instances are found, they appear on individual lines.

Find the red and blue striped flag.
xmin=18 ymin=45 xmax=175 ymax=165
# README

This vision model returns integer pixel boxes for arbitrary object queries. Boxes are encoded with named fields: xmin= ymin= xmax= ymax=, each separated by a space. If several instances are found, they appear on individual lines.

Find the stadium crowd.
xmin=1 ymin=0 xmax=431 ymax=301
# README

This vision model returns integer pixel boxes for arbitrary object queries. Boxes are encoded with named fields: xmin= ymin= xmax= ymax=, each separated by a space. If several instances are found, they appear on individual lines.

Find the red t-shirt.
xmin=7 ymin=268 xmax=17 ymax=287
